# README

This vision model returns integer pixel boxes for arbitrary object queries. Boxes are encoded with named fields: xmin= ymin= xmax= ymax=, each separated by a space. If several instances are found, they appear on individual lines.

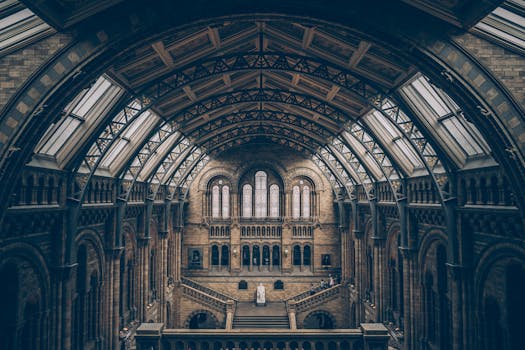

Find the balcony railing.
xmin=135 ymin=323 xmax=389 ymax=350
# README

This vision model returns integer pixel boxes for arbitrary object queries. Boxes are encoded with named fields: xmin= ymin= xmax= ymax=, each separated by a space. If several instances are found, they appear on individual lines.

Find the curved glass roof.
xmin=30 ymin=17 xmax=498 ymax=201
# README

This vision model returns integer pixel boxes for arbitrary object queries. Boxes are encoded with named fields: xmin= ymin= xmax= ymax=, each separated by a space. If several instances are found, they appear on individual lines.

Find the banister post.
xmin=135 ymin=323 xmax=164 ymax=350
xmin=360 ymin=323 xmax=389 ymax=350
xmin=287 ymin=301 xmax=297 ymax=330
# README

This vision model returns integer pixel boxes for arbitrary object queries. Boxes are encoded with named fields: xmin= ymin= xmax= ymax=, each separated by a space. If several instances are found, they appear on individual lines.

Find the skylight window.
xmin=399 ymin=75 xmax=490 ymax=160
xmin=474 ymin=1 xmax=525 ymax=52
xmin=0 ymin=1 xmax=54 ymax=55
xmin=363 ymin=111 xmax=424 ymax=173
xmin=36 ymin=75 xmax=123 ymax=160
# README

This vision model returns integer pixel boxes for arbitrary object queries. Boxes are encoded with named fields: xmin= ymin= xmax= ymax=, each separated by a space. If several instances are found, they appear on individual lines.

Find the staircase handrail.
xmin=181 ymin=284 xmax=230 ymax=313
xmin=181 ymin=277 xmax=238 ymax=303
xmin=289 ymin=284 xmax=342 ymax=312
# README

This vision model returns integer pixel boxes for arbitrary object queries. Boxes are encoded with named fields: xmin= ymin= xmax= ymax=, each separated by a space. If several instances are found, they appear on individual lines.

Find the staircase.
xmin=233 ymin=301 xmax=289 ymax=329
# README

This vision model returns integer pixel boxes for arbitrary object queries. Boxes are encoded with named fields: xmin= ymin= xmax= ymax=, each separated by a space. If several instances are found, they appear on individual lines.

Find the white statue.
xmin=256 ymin=283 xmax=266 ymax=305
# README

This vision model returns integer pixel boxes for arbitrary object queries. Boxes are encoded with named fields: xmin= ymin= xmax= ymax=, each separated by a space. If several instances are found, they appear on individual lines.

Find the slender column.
xmin=287 ymin=302 xmax=297 ymax=330
xmin=158 ymin=230 xmax=168 ymax=322
xmin=137 ymin=237 xmax=151 ymax=321
xmin=60 ymin=197 xmax=80 ymax=350
xmin=372 ymin=236 xmax=385 ymax=321
xmin=400 ymin=247 xmax=417 ymax=350
xmin=107 ymin=247 xmax=123 ymax=350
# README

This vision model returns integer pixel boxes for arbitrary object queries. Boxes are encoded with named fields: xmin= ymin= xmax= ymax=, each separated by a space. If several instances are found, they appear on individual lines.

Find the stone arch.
xmin=234 ymin=159 xmax=288 ymax=191
xmin=302 ymin=310 xmax=336 ymax=329
xmin=74 ymin=228 xmax=106 ymax=278
xmin=284 ymin=167 xmax=326 ymax=192
xmin=0 ymin=10 xmax=524 ymax=220
xmin=473 ymin=243 xmax=525 ymax=350
xmin=0 ymin=243 xmax=50 ymax=350
xmin=198 ymin=167 xmax=238 ymax=192
xmin=183 ymin=309 xmax=220 ymax=329
xmin=417 ymin=228 xmax=448 ymax=279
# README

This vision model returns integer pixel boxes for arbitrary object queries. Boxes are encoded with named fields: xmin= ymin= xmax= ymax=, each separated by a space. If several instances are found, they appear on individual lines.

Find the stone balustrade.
xmin=181 ymin=284 xmax=229 ymax=313
xmin=181 ymin=277 xmax=237 ymax=303
xmin=135 ymin=323 xmax=389 ymax=350
xmin=289 ymin=285 xmax=341 ymax=313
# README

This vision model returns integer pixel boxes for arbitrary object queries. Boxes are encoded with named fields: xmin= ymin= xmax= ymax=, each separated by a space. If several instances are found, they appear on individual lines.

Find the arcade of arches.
xmin=0 ymin=1 xmax=524 ymax=349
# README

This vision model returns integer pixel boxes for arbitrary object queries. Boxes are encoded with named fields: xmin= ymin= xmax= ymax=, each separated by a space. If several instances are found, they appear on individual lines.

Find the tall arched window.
xmin=270 ymin=184 xmax=280 ymax=217
xmin=292 ymin=186 xmax=300 ymax=219
xmin=212 ymin=186 xmax=220 ymax=218
xmin=293 ymin=245 xmax=302 ymax=266
xmin=303 ymin=245 xmax=311 ymax=266
xmin=210 ymin=179 xmax=230 ymax=219
xmin=242 ymin=184 xmax=252 ymax=217
xmin=255 ymin=171 xmax=267 ymax=217
xmin=211 ymin=245 xmax=219 ymax=266
xmin=292 ymin=179 xmax=314 ymax=220
xmin=302 ymin=185 xmax=310 ymax=218
xmin=222 ymin=186 xmax=230 ymax=218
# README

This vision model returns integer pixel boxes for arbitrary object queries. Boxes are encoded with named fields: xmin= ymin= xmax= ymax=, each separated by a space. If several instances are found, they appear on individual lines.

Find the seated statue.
xmin=256 ymin=283 xmax=266 ymax=306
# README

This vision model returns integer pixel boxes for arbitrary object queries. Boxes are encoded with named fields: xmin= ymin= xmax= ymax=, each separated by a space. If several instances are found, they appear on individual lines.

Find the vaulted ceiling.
xmin=9 ymin=0 xmax=518 ymax=206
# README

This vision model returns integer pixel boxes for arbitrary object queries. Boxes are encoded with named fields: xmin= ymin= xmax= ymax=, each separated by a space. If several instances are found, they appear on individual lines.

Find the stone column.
xmin=372 ymin=236 xmax=385 ymax=322
xmin=282 ymin=222 xmax=292 ymax=273
xmin=158 ymin=230 xmax=168 ymax=323
xmin=287 ymin=301 xmax=297 ymax=330
xmin=137 ymin=237 xmax=151 ymax=321
xmin=400 ymin=247 xmax=417 ymax=350
xmin=231 ymin=220 xmax=241 ymax=274
xmin=105 ymin=247 xmax=123 ymax=350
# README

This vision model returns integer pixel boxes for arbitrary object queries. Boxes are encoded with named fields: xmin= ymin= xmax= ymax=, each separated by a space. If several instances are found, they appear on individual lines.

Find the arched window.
xmin=255 ymin=171 xmax=267 ymax=217
xmin=209 ymin=179 xmax=230 ymax=219
xmin=263 ymin=245 xmax=270 ymax=266
xmin=292 ymin=186 xmax=300 ymax=219
xmin=272 ymin=245 xmax=280 ymax=266
xmin=253 ymin=245 xmax=260 ymax=266
xmin=212 ymin=186 xmax=220 ymax=218
xmin=242 ymin=184 xmax=252 ymax=218
xmin=242 ymin=245 xmax=250 ymax=267
xmin=221 ymin=245 xmax=229 ymax=266
xmin=302 ymin=185 xmax=310 ymax=218
xmin=293 ymin=245 xmax=302 ymax=266
xmin=269 ymin=184 xmax=280 ymax=217
xmin=222 ymin=186 xmax=230 ymax=217
xmin=303 ymin=245 xmax=311 ymax=266
xmin=211 ymin=245 xmax=219 ymax=266
xmin=292 ymin=179 xmax=314 ymax=220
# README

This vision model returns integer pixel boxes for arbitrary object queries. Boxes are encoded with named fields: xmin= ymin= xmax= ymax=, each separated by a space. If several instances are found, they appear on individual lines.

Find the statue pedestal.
xmin=256 ymin=301 xmax=266 ymax=307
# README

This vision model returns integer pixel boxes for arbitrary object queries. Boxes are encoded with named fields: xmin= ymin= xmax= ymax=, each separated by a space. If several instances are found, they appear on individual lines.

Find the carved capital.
xmin=353 ymin=230 xmax=364 ymax=239
xmin=398 ymin=246 xmax=417 ymax=260
xmin=52 ymin=263 xmax=78 ymax=281
xmin=106 ymin=246 xmax=124 ymax=260
xmin=446 ymin=263 xmax=467 ymax=281
xmin=158 ymin=230 xmax=169 ymax=239
xmin=137 ymin=236 xmax=151 ymax=247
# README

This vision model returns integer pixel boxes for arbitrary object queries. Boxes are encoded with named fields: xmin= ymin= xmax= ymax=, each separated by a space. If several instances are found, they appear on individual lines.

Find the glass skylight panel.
xmin=139 ymin=132 xmax=181 ymax=180
xmin=441 ymin=116 xmax=484 ymax=155
xmin=0 ymin=2 xmax=53 ymax=54
xmin=363 ymin=111 xmax=422 ymax=172
xmin=38 ymin=117 xmax=81 ymax=155
xmin=474 ymin=1 xmax=525 ymax=51
xmin=101 ymin=138 xmax=128 ymax=168
xmin=400 ymin=75 xmax=490 ymax=158
xmin=36 ymin=75 xmax=123 ymax=159
xmin=123 ymin=110 xmax=153 ymax=138
xmin=410 ymin=78 xmax=450 ymax=118
xmin=72 ymin=77 xmax=112 ymax=117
